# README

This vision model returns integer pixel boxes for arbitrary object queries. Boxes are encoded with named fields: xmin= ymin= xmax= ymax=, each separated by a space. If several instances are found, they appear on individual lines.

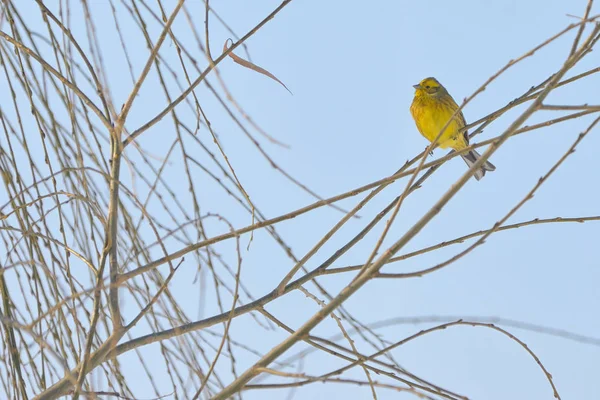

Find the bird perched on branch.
xmin=410 ymin=77 xmax=495 ymax=180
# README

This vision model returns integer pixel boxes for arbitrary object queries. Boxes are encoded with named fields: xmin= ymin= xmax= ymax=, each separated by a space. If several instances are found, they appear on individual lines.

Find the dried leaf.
xmin=223 ymin=39 xmax=292 ymax=94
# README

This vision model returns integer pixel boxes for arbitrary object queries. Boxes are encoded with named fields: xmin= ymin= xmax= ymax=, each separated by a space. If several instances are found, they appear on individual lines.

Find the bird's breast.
xmin=410 ymin=97 xmax=463 ymax=148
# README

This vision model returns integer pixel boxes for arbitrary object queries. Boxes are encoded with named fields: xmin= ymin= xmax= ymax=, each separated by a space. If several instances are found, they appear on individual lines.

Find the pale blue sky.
xmin=3 ymin=1 xmax=600 ymax=399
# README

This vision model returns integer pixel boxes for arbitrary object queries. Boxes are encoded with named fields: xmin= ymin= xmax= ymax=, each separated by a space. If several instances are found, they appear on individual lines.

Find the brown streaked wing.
xmin=443 ymin=92 xmax=469 ymax=144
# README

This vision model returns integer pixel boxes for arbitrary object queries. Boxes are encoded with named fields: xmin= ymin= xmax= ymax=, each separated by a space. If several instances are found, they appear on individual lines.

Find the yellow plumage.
xmin=409 ymin=77 xmax=495 ymax=180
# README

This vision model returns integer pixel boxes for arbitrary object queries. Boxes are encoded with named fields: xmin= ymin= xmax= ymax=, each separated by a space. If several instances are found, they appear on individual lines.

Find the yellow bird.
xmin=410 ymin=77 xmax=495 ymax=180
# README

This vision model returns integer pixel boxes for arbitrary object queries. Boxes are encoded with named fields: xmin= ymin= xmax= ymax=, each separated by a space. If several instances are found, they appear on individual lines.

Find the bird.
xmin=409 ymin=77 xmax=495 ymax=180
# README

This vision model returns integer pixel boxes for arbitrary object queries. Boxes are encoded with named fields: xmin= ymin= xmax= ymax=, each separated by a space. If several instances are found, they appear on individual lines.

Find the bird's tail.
xmin=460 ymin=149 xmax=496 ymax=181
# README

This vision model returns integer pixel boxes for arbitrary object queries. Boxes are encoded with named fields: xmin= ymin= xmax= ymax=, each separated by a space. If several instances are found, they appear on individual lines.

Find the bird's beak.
xmin=413 ymin=84 xmax=421 ymax=89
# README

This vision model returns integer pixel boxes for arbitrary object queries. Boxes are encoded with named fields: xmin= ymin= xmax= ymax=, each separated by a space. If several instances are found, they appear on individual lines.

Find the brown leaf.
xmin=223 ymin=39 xmax=292 ymax=94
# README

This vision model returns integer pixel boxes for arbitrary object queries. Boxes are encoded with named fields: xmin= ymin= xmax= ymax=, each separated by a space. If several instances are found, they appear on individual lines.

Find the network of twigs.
xmin=0 ymin=1 xmax=599 ymax=399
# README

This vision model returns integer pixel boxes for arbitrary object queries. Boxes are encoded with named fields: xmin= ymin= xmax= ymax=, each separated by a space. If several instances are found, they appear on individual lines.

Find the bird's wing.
xmin=447 ymin=93 xmax=469 ymax=144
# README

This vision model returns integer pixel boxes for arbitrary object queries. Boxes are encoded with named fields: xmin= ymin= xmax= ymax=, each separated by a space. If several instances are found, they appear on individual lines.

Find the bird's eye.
xmin=425 ymin=85 xmax=430 ymax=89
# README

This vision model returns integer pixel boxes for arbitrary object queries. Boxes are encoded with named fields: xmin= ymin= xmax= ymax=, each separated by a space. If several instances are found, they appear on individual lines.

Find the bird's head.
xmin=413 ymin=77 xmax=445 ymax=97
